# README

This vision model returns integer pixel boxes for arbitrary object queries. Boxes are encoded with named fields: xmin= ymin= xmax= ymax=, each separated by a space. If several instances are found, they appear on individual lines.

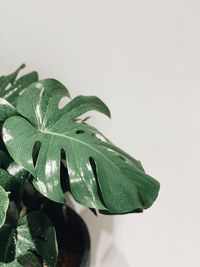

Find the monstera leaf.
xmin=3 ymin=79 xmax=160 ymax=213
xmin=0 ymin=64 xmax=38 ymax=106
xmin=0 ymin=186 xmax=9 ymax=228
xmin=0 ymin=65 xmax=38 ymax=181
xmin=0 ymin=211 xmax=58 ymax=267
xmin=0 ymin=64 xmax=38 ymax=121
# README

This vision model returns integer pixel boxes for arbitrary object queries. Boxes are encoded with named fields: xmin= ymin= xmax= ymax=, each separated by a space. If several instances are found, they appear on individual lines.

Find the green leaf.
xmin=0 ymin=211 xmax=58 ymax=267
xmin=0 ymin=126 xmax=27 ymax=189
xmin=0 ymin=148 xmax=29 ymax=211
xmin=0 ymin=186 xmax=9 ymax=228
xmin=0 ymin=259 xmax=22 ymax=267
xmin=0 ymin=169 xmax=22 ymax=194
xmin=0 ymin=64 xmax=25 ymax=90
xmin=0 ymin=64 xmax=38 ymax=121
xmin=3 ymin=79 xmax=160 ymax=213
xmin=0 ymin=64 xmax=38 ymax=106
xmin=0 ymin=99 xmax=18 ymax=122
xmin=0 ymin=133 xmax=29 ymax=210
xmin=0 ymin=122 xmax=29 ymax=182
xmin=0 ymin=169 xmax=26 ymax=211
xmin=17 ymin=252 xmax=42 ymax=267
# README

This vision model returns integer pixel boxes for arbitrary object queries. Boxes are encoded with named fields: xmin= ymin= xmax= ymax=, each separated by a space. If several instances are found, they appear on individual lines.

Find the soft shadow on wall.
xmin=80 ymin=208 xmax=130 ymax=267
xmin=67 ymin=193 xmax=129 ymax=267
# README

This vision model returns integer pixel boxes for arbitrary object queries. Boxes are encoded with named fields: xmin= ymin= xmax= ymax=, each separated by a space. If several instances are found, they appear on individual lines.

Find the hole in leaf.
xmin=60 ymin=149 xmax=70 ymax=193
xmin=89 ymin=208 xmax=97 ymax=216
xmin=82 ymin=116 xmax=91 ymax=123
xmin=89 ymin=157 xmax=105 ymax=207
xmin=91 ymin=132 xmax=108 ymax=142
xmin=81 ymin=116 xmax=91 ymax=123
xmin=32 ymin=141 xmax=41 ymax=167
xmin=75 ymin=116 xmax=91 ymax=123
xmin=76 ymin=130 xmax=85 ymax=134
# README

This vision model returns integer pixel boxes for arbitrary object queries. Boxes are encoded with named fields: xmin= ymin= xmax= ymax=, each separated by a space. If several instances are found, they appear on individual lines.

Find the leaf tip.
xmin=19 ymin=63 xmax=26 ymax=70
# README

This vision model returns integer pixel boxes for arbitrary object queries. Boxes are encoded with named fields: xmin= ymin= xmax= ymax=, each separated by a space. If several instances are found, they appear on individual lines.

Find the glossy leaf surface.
xmin=3 ymin=79 xmax=160 ymax=213
xmin=0 ymin=211 xmax=58 ymax=267
xmin=0 ymin=186 xmax=9 ymax=228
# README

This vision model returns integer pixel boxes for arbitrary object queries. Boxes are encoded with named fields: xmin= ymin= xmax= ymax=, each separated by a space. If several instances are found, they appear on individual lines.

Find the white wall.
xmin=1 ymin=1 xmax=200 ymax=266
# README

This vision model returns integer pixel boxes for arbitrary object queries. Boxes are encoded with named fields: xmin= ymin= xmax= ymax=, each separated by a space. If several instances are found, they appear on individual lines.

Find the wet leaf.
xmin=0 ymin=211 xmax=58 ymax=267
xmin=3 ymin=79 xmax=160 ymax=213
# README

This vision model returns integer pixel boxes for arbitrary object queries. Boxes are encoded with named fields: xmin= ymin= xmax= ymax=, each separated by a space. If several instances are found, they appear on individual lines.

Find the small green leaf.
xmin=0 ymin=64 xmax=38 ymax=106
xmin=0 ymin=65 xmax=38 ymax=121
xmin=3 ymin=79 xmax=160 ymax=214
xmin=4 ymin=71 xmax=39 ymax=106
xmin=0 ymin=211 xmax=58 ymax=267
xmin=0 ymin=169 xmax=22 ymax=194
xmin=0 ymin=186 xmax=9 ymax=228
xmin=0 ymin=64 xmax=25 ymax=90
xmin=0 ymin=167 xmax=28 ymax=215
xmin=0 ymin=139 xmax=29 ymax=208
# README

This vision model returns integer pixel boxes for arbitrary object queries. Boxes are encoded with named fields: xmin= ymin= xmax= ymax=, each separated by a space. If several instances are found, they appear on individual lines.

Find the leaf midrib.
xmin=39 ymin=128 xmax=143 ymax=184
xmin=40 ymin=129 xmax=122 ymax=174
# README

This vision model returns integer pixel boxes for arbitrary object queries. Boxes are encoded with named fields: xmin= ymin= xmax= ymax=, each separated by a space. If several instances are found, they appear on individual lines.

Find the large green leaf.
xmin=0 ymin=186 xmax=9 ymax=228
xmin=0 ymin=211 xmax=58 ymax=267
xmin=3 ymin=79 xmax=160 ymax=213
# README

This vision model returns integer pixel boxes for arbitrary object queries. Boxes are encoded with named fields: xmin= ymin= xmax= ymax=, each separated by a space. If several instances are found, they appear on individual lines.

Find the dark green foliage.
xmin=0 ymin=65 xmax=160 ymax=266
xmin=0 ymin=211 xmax=57 ymax=266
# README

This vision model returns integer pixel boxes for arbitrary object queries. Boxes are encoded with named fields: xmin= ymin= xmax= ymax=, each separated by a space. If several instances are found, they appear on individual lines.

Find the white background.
xmin=0 ymin=1 xmax=200 ymax=266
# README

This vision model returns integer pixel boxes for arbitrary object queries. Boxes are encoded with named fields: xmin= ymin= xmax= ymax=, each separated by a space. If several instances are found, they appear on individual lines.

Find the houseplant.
xmin=0 ymin=65 xmax=160 ymax=266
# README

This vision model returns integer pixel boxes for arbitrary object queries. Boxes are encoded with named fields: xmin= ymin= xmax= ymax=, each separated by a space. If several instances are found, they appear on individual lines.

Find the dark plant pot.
xmin=42 ymin=200 xmax=90 ymax=267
